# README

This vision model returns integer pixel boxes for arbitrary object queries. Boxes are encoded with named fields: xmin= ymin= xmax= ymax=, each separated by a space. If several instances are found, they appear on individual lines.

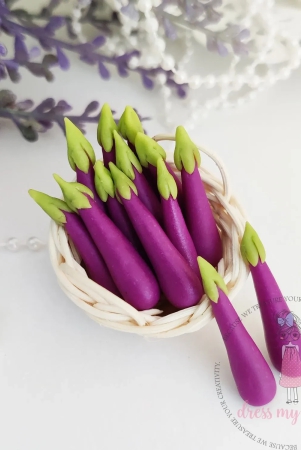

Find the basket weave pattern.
xmin=49 ymin=136 xmax=249 ymax=338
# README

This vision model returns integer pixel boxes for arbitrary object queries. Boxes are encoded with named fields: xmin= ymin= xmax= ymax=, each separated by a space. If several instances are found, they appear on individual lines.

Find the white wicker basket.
xmin=49 ymin=135 xmax=249 ymax=338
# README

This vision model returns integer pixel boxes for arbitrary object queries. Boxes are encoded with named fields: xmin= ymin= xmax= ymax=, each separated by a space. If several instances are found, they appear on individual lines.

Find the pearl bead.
xmin=249 ymin=4 xmax=259 ymax=15
xmin=266 ymin=73 xmax=276 ymax=85
xmin=258 ymin=54 xmax=267 ymax=63
xmin=280 ymin=31 xmax=288 ymax=40
xmin=243 ymin=19 xmax=251 ymax=29
xmin=128 ymin=56 xmax=139 ymax=69
xmin=161 ymin=55 xmax=175 ymax=71
xmin=218 ymin=75 xmax=231 ymax=87
xmin=245 ymin=66 xmax=255 ymax=76
xmin=72 ymin=9 xmax=81 ymax=19
xmin=6 ymin=237 xmax=20 ymax=252
xmin=290 ymin=40 xmax=299 ymax=48
xmin=205 ymin=100 xmax=215 ymax=110
xmin=129 ymin=36 xmax=138 ymax=46
xmin=188 ymin=76 xmax=202 ymax=89
xmin=278 ymin=68 xmax=291 ymax=80
xmin=232 ymin=75 xmax=244 ymax=90
xmin=144 ymin=17 xmax=159 ymax=33
xmin=248 ymin=75 xmax=260 ymax=88
xmin=137 ymin=0 xmax=152 ymax=12
xmin=291 ymin=58 xmax=301 ymax=70
xmin=72 ymin=23 xmax=82 ymax=33
xmin=174 ymin=71 xmax=187 ymax=84
xmin=115 ymin=47 xmax=127 ymax=57
xmin=121 ymin=24 xmax=132 ymax=36
xmin=154 ymin=38 xmax=166 ymax=52
xmin=191 ymin=111 xmax=199 ymax=121
xmin=27 ymin=237 xmax=43 ymax=252
xmin=236 ymin=97 xmax=245 ymax=107
xmin=220 ymin=101 xmax=230 ymax=109
xmin=156 ymin=72 xmax=167 ymax=85
xmin=265 ymin=37 xmax=274 ymax=51
xmin=204 ymin=75 xmax=216 ymax=89
xmin=257 ymin=83 xmax=266 ymax=92
xmin=142 ymin=54 xmax=158 ymax=68
xmin=247 ymin=91 xmax=257 ymax=101
xmin=220 ymin=92 xmax=228 ymax=101
xmin=161 ymin=86 xmax=171 ymax=98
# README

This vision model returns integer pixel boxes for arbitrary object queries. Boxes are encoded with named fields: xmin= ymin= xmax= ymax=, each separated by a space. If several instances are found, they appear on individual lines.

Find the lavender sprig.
xmin=0 ymin=0 xmax=250 ymax=103
xmin=158 ymin=1 xmax=249 ymax=57
xmin=0 ymin=0 xmax=182 ymax=95
xmin=0 ymin=39 xmax=57 ymax=82
xmin=0 ymin=89 xmax=149 ymax=142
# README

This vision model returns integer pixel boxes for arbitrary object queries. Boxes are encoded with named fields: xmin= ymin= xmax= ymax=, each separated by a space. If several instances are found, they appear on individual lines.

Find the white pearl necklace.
xmin=0 ymin=237 xmax=46 ymax=252
xmin=71 ymin=0 xmax=91 ymax=44
xmin=80 ymin=0 xmax=301 ymax=130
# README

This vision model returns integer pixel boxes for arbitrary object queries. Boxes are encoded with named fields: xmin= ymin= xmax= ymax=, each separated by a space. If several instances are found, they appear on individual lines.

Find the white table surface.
xmin=1 ymin=62 xmax=301 ymax=450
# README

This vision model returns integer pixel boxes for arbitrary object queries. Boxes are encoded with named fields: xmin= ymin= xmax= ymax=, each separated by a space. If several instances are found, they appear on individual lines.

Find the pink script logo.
xmin=237 ymin=402 xmax=301 ymax=426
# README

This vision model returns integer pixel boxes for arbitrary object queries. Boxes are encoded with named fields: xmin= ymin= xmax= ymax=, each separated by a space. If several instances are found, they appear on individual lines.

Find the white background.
xmin=1 ymin=57 xmax=301 ymax=449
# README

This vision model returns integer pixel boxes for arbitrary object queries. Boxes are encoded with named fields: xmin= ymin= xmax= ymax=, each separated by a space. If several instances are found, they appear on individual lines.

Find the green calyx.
xmin=135 ymin=132 xmax=166 ymax=168
xmin=97 ymin=103 xmax=118 ymax=152
xmin=28 ymin=189 xmax=72 ymax=225
xmin=157 ymin=157 xmax=177 ymax=200
xmin=240 ymin=222 xmax=266 ymax=267
xmin=118 ymin=106 xmax=144 ymax=144
xmin=109 ymin=162 xmax=138 ymax=200
xmin=174 ymin=126 xmax=201 ymax=174
xmin=65 ymin=118 xmax=96 ymax=173
xmin=197 ymin=257 xmax=228 ymax=303
xmin=94 ymin=160 xmax=115 ymax=202
xmin=114 ymin=130 xmax=142 ymax=181
xmin=53 ymin=174 xmax=93 ymax=212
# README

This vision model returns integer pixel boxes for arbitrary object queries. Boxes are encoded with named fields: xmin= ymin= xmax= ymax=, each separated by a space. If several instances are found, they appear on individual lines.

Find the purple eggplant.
xmin=94 ymin=160 xmax=143 ymax=254
xmin=97 ymin=103 xmax=118 ymax=168
xmin=113 ymin=130 xmax=162 ymax=223
xmin=240 ymin=222 xmax=301 ymax=372
xmin=118 ymin=106 xmax=144 ymax=152
xmin=118 ymin=106 xmax=159 ymax=189
xmin=28 ymin=190 xmax=119 ymax=295
xmin=54 ymin=175 xmax=160 ymax=311
xmin=135 ymin=132 xmax=183 ymax=205
xmin=65 ymin=117 xmax=106 ymax=213
xmin=157 ymin=157 xmax=199 ymax=275
xmin=117 ymin=106 xmax=157 ymax=189
xmin=174 ymin=126 xmax=222 ymax=267
xmin=198 ymin=256 xmax=276 ymax=406
xmin=109 ymin=163 xmax=204 ymax=309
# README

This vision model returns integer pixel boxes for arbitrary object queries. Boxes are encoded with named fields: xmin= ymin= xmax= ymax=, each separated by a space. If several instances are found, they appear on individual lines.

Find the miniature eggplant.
xmin=28 ymin=189 xmax=119 ymax=295
xmin=174 ymin=126 xmax=222 ymax=267
xmin=198 ymin=257 xmax=276 ymax=406
xmin=97 ymin=103 xmax=118 ymax=167
xmin=54 ymin=175 xmax=160 ymax=311
xmin=240 ymin=222 xmax=301 ymax=372
xmin=109 ymin=163 xmax=204 ymax=309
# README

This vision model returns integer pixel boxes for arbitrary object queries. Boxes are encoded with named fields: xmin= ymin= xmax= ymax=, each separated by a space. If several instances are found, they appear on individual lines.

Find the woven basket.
xmin=49 ymin=135 xmax=249 ymax=338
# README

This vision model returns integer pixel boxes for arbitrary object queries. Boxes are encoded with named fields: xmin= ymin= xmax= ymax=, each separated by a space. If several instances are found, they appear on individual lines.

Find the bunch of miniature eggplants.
xmin=30 ymin=105 xmax=298 ymax=407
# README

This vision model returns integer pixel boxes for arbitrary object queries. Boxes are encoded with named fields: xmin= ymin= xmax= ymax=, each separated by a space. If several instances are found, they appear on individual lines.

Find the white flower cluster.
xmin=72 ymin=0 xmax=301 ymax=129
